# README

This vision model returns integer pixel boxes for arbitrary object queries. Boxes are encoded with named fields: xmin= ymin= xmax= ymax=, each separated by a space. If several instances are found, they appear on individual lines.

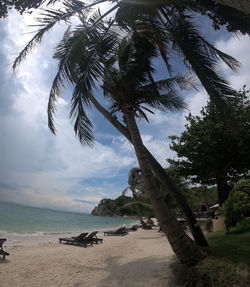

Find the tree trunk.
xmin=125 ymin=111 xmax=204 ymax=266
xmin=89 ymin=95 xmax=208 ymax=247
xmin=216 ymin=177 xmax=231 ymax=206
xmin=144 ymin=151 xmax=208 ymax=246
xmin=215 ymin=0 xmax=250 ymax=14
xmin=202 ymin=185 xmax=209 ymax=211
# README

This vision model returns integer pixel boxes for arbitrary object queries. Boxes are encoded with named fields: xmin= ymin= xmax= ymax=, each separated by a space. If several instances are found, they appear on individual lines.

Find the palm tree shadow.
xmin=96 ymin=255 xmax=173 ymax=287
xmin=136 ymin=234 xmax=166 ymax=240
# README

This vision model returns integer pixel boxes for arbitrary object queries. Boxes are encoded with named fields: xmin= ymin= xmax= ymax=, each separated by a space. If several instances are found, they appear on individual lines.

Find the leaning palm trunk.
xmin=144 ymin=151 xmax=208 ymax=247
xmin=124 ymin=110 xmax=204 ymax=266
xmin=89 ymin=95 xmax=208 ymax=247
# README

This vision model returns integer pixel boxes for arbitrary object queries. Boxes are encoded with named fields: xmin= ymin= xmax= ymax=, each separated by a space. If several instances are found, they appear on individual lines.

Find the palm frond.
xmin=141 ymin=90 xmax=187 ymax=112
xmin=159 ymin=12 xmax=237 ymax=105
xmin=200 ymin=37 xmax=240 ymax=71
xmin=13 ymin=0 xmax=108 ymax=70
xmin=71 ymin=83 xmax=94 ymax=147
xmin=47 ymin=12 xmax=118 ymax=139
xmin=144 ymin=72 xmax=197 ymax=93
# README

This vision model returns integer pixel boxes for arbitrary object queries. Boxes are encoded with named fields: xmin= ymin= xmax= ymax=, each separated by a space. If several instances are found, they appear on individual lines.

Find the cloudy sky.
xmin=0 ymin=4 xmax=249 ymax=213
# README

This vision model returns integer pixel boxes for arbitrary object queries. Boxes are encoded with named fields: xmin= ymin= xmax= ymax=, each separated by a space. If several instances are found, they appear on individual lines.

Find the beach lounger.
xmin=88 ymin=231 xmax=103 ymax=244
xmin=75 ymin=231 xmax=101 ymax=247
xmin=72 ymin=231 xmax=103 ymax=245
xmin=0 ymin=238 xmax=10 ymax=260
xmin=59 ymin=232 xmax=88 ymax=245
xmin=104 ymin=227 xmax=128 ymax=236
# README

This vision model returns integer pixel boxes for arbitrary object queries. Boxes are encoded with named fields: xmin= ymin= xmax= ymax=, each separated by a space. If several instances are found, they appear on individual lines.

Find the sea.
xmin=0 ymin=201 xmax=138 ymax=243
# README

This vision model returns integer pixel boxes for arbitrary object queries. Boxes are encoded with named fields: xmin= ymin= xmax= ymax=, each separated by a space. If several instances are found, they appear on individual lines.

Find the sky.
xmin=0 ymin=3 xmax=249 ymax=213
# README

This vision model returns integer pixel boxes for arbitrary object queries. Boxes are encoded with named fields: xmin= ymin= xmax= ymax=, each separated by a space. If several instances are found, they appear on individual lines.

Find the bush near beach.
xmin=170 ymin=219 xmax=250 ymax=287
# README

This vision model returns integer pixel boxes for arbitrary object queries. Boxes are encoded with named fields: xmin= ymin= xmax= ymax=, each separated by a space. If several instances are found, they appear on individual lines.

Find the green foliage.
xmin=169 ymin=87 xmax=250 ymax=205
xmin=91 ymin=195 xmax=153 ymax=217
xmin=159 ymin=166 xmax=218 ymax=214
xmin=197 ymin=230 xmax=250 ymax=286
xmin=205 ymin=217 xmax=213 ymax=232
xmin=223 ymin=180 xmax=250 ymax=231
xmin=229 ymin=218 xmax=250 ymax=234
xmin=170 ymin=230 xmax=250 ymax=286
xmin=184 ymin=186 xmax=218 ymax=212
xmin=206 ymin=230 xmax=250 ymax=266
xmin=178 ymin=0 xmax=250 ymax=35
xmin=0 ymin=0 xmax=52 ymax=18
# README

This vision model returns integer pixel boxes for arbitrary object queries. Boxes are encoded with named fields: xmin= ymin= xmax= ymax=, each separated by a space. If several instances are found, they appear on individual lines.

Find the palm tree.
xmin=50 ymin=20 xmax=204 ymax=264
xmin=123 ymin=168 xmax=144 ymax=203
xmin=14 ymin=5 xmax=211 ymax=247
xmin=18 ymin=11 xmax=203 ymax=264
xmin=122 ymin=167 xmax=152 ymax=223
xmin=99 ymin=36 xmax=204 ymax=265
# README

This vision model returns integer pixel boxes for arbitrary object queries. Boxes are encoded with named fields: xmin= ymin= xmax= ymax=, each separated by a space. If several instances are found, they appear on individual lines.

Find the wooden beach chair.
xmin=88 ymin=231 xmax=103 ymax=244
xmin=104 ymin=227 xmax=128 ymax=236
xmin=59 ymin=232 xmax=88 ymax=245
xmin=81 ymin=231 xmax=103 ymax=246
xmin=0 ymin=238 xmax=10 ymax=260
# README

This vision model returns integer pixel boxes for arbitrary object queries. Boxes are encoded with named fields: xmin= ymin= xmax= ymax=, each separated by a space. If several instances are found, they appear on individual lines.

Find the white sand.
xmin=0 ymin=228 xmax=175 ymax=287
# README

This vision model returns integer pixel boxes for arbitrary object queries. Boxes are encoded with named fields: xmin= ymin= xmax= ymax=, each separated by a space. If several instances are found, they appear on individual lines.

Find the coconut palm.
xmin=122 ymin=167 xmax=152 ymax=222
xmin=14 ymin=5 xmax=210 ymax=247
xmin=13 ymin=1 xmax=241 ymax=233
xmin=13 ymin=1 xmax=242 ymax=189
xmin=46 ymin=17 xmax=204 ymax=264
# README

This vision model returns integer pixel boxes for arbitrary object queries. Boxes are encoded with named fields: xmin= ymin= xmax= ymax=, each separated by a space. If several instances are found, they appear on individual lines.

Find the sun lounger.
xmin=104 ymin=227 xmax=128 ymax=236
xmin=78 ymin=231 xmax=102 ymax=247
xmin=71 ymin=231 xmax=103 ymax=244
xmin=88 ymin=231 xmax=103 ymax=244
xmin=0 ymin=238 xmax=9 ymax=260
xmin=59 ymin=232 xmax=88 ymax=245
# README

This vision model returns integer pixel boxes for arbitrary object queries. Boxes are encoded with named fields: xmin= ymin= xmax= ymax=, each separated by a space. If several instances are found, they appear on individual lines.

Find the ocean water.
xmin=0 ymin=201 xmax=138 ymax=237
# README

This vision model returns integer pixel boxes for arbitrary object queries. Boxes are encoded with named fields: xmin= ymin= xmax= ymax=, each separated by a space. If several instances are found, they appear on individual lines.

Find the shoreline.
xmin=1 ymin=221 xmax=141 ymax=248
xmin=1 ymin=227 xmax=174 ymax=287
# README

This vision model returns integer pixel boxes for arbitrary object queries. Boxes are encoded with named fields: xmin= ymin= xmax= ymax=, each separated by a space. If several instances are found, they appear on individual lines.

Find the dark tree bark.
xmin=124 ymin=111 xmax=204 ymax=266
xmin=216 ymin=177 xmax=231 ymax=206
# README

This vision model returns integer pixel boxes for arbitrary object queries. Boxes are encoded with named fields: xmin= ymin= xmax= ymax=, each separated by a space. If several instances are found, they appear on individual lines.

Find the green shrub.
xmin=229 ymin=218 xmax=250 ymax=234
xmin=223 ymin=180 xmax=250 ymax=232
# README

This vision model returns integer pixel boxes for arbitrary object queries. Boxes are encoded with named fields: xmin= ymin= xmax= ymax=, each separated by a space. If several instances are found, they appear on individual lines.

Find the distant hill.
xmin=91 ymin=196 xmax=138 ymax=217
xmin=91 ymin=195 xmax=154 ymax=217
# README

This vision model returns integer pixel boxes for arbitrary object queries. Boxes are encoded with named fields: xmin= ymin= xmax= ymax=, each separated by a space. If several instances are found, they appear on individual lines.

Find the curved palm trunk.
xmin=124 ymin=110 xmax=204 ymax=266
xmin=90 ymin=95 xmax=208 ymax=247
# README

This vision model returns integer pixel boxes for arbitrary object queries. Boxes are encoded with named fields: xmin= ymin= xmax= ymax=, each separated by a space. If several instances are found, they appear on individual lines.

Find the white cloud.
xmin=1 ymin=10 xmax=249 ymax=213
xmin=0 ymin=11 xmax=136 ymax=212
xmin=215 ymin=34 xmax=250 ymax=90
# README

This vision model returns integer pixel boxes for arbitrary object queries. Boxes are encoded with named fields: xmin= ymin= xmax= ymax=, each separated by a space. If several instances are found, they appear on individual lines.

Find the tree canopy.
xmin=168 ymin=86 xmax=250 ymax=206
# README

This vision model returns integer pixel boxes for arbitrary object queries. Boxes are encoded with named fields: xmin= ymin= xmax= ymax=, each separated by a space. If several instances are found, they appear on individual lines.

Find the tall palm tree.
xmin=122 ymin=167 xmax=151 ymax=223
xmin=48 ymin=17 xmax=204 ymax=264
xmin=13 ymin=6 xmax=210 ymax=247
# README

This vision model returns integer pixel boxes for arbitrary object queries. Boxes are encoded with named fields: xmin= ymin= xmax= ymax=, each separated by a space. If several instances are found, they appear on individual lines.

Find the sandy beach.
xmin=0 ymin=228 xmax=175 ymax=287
